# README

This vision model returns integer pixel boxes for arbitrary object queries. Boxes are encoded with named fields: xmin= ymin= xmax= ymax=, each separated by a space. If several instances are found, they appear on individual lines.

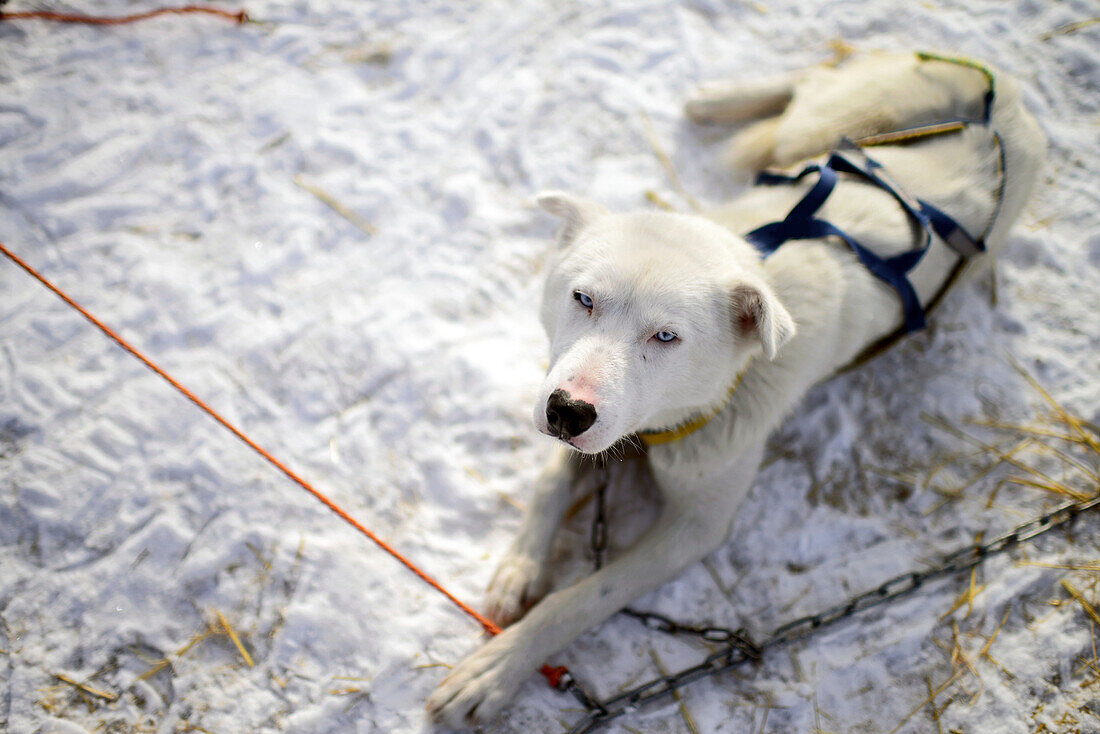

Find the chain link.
xmin=620 ymin=608 xmax=761 ymax=658
xmin=559 ymin=465 xmax=1100 ymax=734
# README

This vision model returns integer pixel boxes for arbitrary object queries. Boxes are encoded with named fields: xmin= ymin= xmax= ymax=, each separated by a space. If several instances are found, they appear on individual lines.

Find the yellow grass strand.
xmin=216 ymin=610 xmax=255 ymax=667
xmin=939 ymin=568 xmax=985 ymax=621
xmin=1019 ymin=561 xmax=1100 ymax=572
xmin=1039 ymin=16 xmax=1100 ymax=40
xmin=964 ymin=418 xmax=1083 ymax=445
xmin=648 ymin=648 xmax=700 ymax=734
xmin=645 ymin=190 xmax=677 ymax=212
xmin=1062 ymin=580 xmax=1100 ymax=626
xmin=53 ymin=673 xmax=118 ymax=702
xmin=638 ymin=111 xmax=700 ymax=213
xmin=293 ymin=175 xmax=377 ymax=236
xmin=924 ymin=675 xmax=945 ymax=734
xmin=1009 ymin=356 xmax=1100 ymax=454
xmin=923 ymin=414 xmax=1089 ymax=499
xmin=1003 ymin=476 xmax=1091 ymax=501
xmin=888 ymin=669 xmax=964 ymax=734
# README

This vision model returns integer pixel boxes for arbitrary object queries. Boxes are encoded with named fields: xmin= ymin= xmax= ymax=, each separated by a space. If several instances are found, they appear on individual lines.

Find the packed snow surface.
xmin=1 ymin=1 xmax=1099 ymax=732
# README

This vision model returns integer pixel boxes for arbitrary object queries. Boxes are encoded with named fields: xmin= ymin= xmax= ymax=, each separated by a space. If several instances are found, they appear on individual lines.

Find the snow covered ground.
xmin=1 ymin=1 xmax=1098 ymax=732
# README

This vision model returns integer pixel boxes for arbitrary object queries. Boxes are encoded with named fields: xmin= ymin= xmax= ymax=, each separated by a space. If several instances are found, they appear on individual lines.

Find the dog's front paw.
xmin=484 ymin=552 xmax=548 ymax=627
xmin=427 ymin=628 xmax=533 ymax=728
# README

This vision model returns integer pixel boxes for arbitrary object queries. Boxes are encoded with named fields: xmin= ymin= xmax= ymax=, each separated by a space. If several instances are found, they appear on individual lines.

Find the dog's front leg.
xmin=428 ymin=447 xmax=760 ymax=727
xmin=484 ymin=445 xmax=580 ymax=626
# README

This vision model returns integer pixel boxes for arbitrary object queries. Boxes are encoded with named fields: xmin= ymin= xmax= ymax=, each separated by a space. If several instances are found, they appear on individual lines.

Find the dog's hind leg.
xmin=685 ymin=73 xmax=799 ymax=175
xmin=720 ymin=116 xmax=784 ymax=175
xmin=765 ymin=53 xmax=994 ymax=168
xmin=684 ymin=74 xmax=797 ymax=124
xmin=702 ymin=54 xmax=1000 ymax=174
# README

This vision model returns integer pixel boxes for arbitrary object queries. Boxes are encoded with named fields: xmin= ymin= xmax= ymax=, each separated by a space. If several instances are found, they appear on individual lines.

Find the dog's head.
xmin=533 ymin=192 xmax=795 ymax=454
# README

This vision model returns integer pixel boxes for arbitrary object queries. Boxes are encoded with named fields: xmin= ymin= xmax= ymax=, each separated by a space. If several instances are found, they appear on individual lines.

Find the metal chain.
xmin=545 ymin=457 xmax=614 ymax=715
xmin=590 ymin=458 xmax=609 ymax=571
xmin=588 ymin=460 xmax=756 ymax=653
xmin=549 ymin=668 xmax=606 ymax=715
xmin=620 ymin=608 xmax=761 ymax=658
xmin=558 ymin=471 xmax=1100 ymax=733
xmin=768 ymin=491 xmax=1100 ymax=647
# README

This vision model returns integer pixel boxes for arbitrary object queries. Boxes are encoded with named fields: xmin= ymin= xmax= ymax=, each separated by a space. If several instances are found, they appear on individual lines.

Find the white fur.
xmin=428 ymin=52 xmax=1045 ymax=727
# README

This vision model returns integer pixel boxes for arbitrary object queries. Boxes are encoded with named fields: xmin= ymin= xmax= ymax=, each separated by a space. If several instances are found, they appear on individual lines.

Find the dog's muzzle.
xmin=545 ymin=389 xmax=597 ymax=440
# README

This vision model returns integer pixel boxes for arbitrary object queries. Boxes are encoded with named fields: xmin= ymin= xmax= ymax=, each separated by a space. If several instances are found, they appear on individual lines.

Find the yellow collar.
xmin=637 ymin=368 xmax=748 ymax=447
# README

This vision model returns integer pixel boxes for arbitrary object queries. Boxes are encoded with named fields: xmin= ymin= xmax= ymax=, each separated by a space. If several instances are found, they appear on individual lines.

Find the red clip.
xmin=540 ymin=664 xmax=569 ymax=689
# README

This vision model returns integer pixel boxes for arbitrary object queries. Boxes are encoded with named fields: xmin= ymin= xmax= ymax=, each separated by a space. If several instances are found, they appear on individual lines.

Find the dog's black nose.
xmin=546 ymin=389 xmax=597 ymax=440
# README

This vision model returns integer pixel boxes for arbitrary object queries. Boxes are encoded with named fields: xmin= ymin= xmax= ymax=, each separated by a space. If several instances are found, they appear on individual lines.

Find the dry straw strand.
xmin=648 ymin=648 xmax=699 ymax=734
xmin=52 ymin=673 xmax=118 ymax=703
xmin=638 ymin=111 xmax=701 ymax=212
xmin=293 ymin=175 xmax=377 ymax=236
xmin=1040 ymin=16 xmax=1100 ymax=40
xmin=1061 ymin=580 xmax=1100 ymax=626
xmin=216 ymin=609 xmax=255 ymax=667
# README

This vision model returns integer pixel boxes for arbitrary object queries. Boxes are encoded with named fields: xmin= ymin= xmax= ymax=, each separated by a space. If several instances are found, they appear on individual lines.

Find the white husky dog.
xmin=428 ymin=51 xmax=1044 ymax=726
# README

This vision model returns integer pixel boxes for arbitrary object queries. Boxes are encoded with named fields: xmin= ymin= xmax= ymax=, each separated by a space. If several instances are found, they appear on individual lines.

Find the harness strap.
xmin=833 ymin=141 xmax=985 ymax=258
xmin=833 ymin=52 xmax=1004 ymax=371
xmin=744 ymin=140 xmax=983 ymax=334
xmin=916 ymin=50 xmax=996 ymax=123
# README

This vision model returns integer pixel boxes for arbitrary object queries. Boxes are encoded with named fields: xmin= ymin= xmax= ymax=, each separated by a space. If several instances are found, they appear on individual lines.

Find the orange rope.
xmin=0 ymin=241 xmax=500 ymax=637
xmin=0 ymin=5 xmax=247 ymax=25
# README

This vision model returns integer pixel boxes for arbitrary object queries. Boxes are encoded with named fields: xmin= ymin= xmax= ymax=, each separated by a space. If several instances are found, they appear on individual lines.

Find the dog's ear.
xmin=730 ymin=281 xmax=795 ymax=360
xmin=536 ymin=191 xmax=608 ymax=245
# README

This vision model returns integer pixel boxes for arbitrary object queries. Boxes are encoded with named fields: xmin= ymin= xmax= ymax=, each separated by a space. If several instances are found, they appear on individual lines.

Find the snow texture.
xmin=1 ymin=1 xmax=1098 ymax=733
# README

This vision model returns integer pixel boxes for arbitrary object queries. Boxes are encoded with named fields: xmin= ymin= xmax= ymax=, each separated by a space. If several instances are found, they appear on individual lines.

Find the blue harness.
xmin=744 ymin=52 xmax=1002 ymax=337
xmin=744 ymin=142 xmax=985 ymax=333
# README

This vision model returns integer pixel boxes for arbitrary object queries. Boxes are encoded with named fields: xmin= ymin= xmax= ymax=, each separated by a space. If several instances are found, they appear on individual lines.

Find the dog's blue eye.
xmin=654 ymin=331 xmax=677 ymax=343
xmin=574 ymin=291 xmax=594 ymax=310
